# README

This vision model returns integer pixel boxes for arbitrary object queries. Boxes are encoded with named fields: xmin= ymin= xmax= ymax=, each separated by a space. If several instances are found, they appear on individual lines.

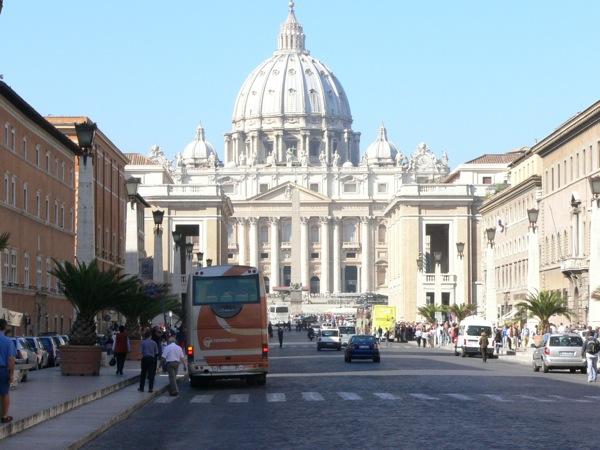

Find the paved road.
xmin=84 ymin=331 xmax=600 ymax=450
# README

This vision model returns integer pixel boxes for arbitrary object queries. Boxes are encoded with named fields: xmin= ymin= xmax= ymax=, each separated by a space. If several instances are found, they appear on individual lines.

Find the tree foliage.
xmin=441 ymin=303 xmax=477 ymax=324
xmin=515 ymin=290 xmax=571 ymax=334
xmin=417 ymin=304 xmax=440 ymax=324
xmin=0 ymin=232 xmax=9 ymax=252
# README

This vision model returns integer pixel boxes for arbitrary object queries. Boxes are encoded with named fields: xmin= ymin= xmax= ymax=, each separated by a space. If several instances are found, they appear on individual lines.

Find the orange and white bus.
xmin=185 ymin=265 xmax=269 ymax=386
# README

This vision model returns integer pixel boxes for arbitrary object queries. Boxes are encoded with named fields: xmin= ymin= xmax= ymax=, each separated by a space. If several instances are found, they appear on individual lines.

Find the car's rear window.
xmin=549 ymin=336 xmax=583 ymax=347
xmin=321 ymin=330 xmax=338 ymax=337
xmin=352 ymin=336 xmax=376 ymax=344
xmin=339 ymin=327 xmax=356 ymax=334
xmin=466 ymin=325 xmax=492 ymax=337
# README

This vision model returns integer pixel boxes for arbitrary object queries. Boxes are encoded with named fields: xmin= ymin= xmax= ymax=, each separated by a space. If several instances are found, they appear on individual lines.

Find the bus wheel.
xmin=256 ymin=374 xmax=267 ymax=386
xmin=190 ymin=377 xmax=205 ymax=388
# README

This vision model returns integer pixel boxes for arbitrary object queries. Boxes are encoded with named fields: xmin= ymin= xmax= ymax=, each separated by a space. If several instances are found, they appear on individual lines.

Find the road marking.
xmin=518 ymin=395 xmax=554 ymax=402
xmin=410 ymin=393 xmax=439 ymax=400
xmin=374 ymin=392 xmax=399 ymax=400
xmin=155 ymin=396 xmax=177 ymax=403
xmin=585 ymin=395 xmax=600 ymax=400
xmin=302 ymin=392 xmax=324 ymax=401
xmin=482 ymin=394 xmax=512 ymax=402
xmin=549 ymin=395 xmax=592 ymax=403
xmin=338 ymin=392 xmax=362 ymax=400
xmin=191 ymin=395 xmax=214 ymax=403
xmin=266 ymin=393 xmax=286 ymax=402
xmin=445 ymin=393 xmax=474 ymax=401
xmin=228 ymin=394 xmax=249 ymax=403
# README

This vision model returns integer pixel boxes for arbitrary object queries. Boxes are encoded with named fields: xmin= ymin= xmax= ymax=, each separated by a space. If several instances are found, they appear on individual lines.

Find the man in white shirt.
xmin=162 ymin=337 xmax=187 ymax=396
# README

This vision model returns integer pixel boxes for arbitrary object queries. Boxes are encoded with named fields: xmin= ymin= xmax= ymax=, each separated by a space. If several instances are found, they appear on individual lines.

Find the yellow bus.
xmin=372 ymin=305 xmax=396 ymax=340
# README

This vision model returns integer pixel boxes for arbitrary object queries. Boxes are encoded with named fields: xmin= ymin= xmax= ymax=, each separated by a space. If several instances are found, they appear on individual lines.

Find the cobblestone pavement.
xmin=84 ymin=332 xmax=600 ymax=450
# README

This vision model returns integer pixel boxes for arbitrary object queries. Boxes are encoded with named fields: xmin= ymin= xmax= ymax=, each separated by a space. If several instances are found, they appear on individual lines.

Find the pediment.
xmin=247 ymin=182 xmax=331 ymax=203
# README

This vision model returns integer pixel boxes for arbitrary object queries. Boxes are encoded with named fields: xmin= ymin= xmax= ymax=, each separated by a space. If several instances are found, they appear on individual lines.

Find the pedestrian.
xmin=377 ymin=327 xmax=383 ymax=343
xmin=162 ymin=336 xmax=187 ymax=396
xmin=151 ymin=326 xmax=163 ymax=373
xmin=494 ymin=329 xmax=502 ymax=355
xmin=139 ymin=330 xmax=159 ymax=393
xmin=0 ymin=319 xmax=16 ymax=424
xmin=268 ymin=321 xmax=273 ymax=339
xmin=277 ymin=326 xmax=284 ymax=348
xmin=415 ymin=328 xmax=422 ymax=347
xmin=112 ymin=325 xmax=130 ymax=375
xmin=583 ymin=333 xmax=600 ymax=382
xmin=479 ymin=331 xmax=489 ymax=363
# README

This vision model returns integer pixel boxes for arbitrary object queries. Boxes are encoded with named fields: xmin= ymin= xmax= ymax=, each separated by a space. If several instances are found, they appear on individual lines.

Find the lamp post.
xmin=74 ymin=121 xmax=97 ymax=264
xmin=206 ymin=258 xmax=213 ymax=267
xmin=125 ymin=177 xmax=140 ymax=208
xmin=588 ymin=176 xmax=600 ymax=326
xmin=485 ymin=227 xmax=497 ymax=323
xmin=196 ymin=251 xmax=204 ymax=268
xmin=433 ymin=251 xmax=442 ymax=318
xmin=185 ymin=241 xmax=194 ymax=280
xmin=124 ymin=177 xmax=142 ymax=275
xmin=456 ymin=242 xmax=465 ymax=306
xmin=527 ymin=207 xmax=540 ymax=296
xmin=456 ymin=242 xmax=465 ymax=259
xmin=416 ymin=252 xmax=424 ymax=313
xmin=171 ymin=230 xmax=183 ymax=297
xmin=152 ymin=210 xmax=164 ymax=283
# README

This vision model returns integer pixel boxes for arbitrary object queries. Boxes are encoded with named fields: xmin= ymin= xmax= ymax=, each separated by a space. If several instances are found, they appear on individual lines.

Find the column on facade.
xmin=270 ymin=217 xmax=280 ymax=288
xmin=360 ymin=217 xmax=371 ymax=293
xmin=527 ymin=226 xmax=540 ymax=293
xmin=237 ymin=218 xmax=247 ymax=265
xmin=588 ymin=201 xmax=600 ymax=326
xmin=578 ymin=209 xmax=585 ymax=258
xmin=332 ymin=218 xmax=341 ymax=293
xmin=455 ymin=248 xmax=465 ymax=305
xmin=343 ymin=130 xmax=350 ymax=163
xmin=571 ymin=209 xmax=578 ymax=256
xmin=248 ymin=217 xmax=258 ymax=268
xmin=485 ymin=242 xmax=497 ymax=323
xmin=320 ymin=217 xmax=330 ymax=294
xmin=300 ymin=217 xmax=309 ymax=290
xmin=324 ymin=130 xmax=330 ymax=164
xmin=153 ymin=227 xmax=163 ymax=283
xmin=171 ymin=241 xmax=181 ymax=295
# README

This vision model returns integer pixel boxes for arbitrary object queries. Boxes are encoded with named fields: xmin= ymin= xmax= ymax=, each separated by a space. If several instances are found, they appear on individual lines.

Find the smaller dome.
xmin=365 ymin=124 xmax=398 ymax=165
xmin=182 ymin=124 xmax=218 ymax=166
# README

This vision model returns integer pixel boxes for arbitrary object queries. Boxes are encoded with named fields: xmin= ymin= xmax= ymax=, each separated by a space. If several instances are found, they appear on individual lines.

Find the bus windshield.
xmin=193 ymin=275 xmax=260 ymax=305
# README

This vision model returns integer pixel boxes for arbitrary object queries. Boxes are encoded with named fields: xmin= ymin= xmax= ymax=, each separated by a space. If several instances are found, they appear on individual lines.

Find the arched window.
xmin=264 ymin=276 xmax=270 ymax=294
xmin=310 ymin=276 xmax=320 ymax=294
xmin=378 ymin=224 xmax=386 ymax=244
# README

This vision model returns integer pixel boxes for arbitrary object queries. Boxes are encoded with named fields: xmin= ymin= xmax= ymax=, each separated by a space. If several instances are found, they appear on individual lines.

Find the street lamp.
xmin=125 ymin=177 xmax=140 ymax=208
xmin=486 ymin=227 xmax=496 ymax=247
xmin=185 ymin=242 xmax=194 ymax=259
xmin=527 ymin=208 xmax=539 ymax=230
xmin=416 ymin=256 xmax=424 ymax=271
xmin=172 ymin=230 xmax=182 ymax=245
xmin=433 ymin=251 xmax=442 ymax=263
xmin=74 ymin=121 xmax=97 ymax=166
xmin=590 ymin=175 xmax=600 ymax=204
xmin=206 ymin=258 xmax=213 ymax=267
xmin=456 ymin=242 xmax=465 ymax=258
xmin=196 ymin=251 xmax=204 ymax=267
xmin=152 ymin=209 xmax=164 ymax=231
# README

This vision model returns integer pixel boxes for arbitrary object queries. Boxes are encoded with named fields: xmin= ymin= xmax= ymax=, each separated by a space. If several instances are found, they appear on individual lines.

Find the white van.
xmin=456 ymin=316 xmax=495 ymax=358
xmin=338 ymin=326 xmax=357 ymax=346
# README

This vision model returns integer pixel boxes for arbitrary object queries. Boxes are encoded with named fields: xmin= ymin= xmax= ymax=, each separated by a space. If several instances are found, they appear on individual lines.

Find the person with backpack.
xmin=584 ymin=331 xmax=600 ymax=382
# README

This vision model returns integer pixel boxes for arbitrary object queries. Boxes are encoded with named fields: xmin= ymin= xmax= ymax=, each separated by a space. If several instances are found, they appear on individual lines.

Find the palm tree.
xmin=51 ymin=259 xmax=138 ymax=345
xmin=442 ymin=303 xmax=477 ymax=324
xmin=515 ymin=290 xmax=571 ymax=334
xmin=417 ymin=304 xmax=439 ymax=324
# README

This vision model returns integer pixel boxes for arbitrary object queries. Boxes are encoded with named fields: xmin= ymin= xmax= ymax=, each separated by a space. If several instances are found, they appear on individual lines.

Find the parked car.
xmin=317 ymin=328 xmax=341 ymax=351
xmin=338 ymin=326 xmax=357 ymax=347
xmin=344 ymin=335 xmax=380 ymax=363
xmin=533 ymin=333 xmax=586 ymax=373
xmin=60 ymin=335 xmax=70 ymax=345
xmin=9 ymin=338 xmax=30 ymax=381
xmin=16 ymin=338 xmax=38 ymax=370
xmin=39 ymin=336 xmax=60 ymax=367
xmin=25 ymin=337 xmax=49 ymax=369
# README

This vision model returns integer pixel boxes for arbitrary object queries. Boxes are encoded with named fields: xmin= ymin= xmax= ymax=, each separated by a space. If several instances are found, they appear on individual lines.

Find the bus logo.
xmin=203 ymin=337 xmax=237 ymax=348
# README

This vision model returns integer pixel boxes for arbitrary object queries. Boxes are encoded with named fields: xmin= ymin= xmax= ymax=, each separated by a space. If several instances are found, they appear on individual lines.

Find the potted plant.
xmin=51 ymin=259 xmax=137 ymax=375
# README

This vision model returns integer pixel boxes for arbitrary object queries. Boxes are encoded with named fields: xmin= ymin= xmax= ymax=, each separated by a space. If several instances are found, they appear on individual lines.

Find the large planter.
xmin=60 ymin=345 xmax=102 ymax=376
xmin=126 ymin=339 xmax=143 ymax=361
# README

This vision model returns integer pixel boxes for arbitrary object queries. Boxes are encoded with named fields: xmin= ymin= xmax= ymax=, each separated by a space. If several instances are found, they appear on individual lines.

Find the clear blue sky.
xmin=1 ymin=1 xmax=599 ymax=168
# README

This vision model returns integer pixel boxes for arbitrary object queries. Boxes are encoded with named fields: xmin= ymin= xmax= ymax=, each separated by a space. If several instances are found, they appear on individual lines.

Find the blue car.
xmin=344 ymin=335 xmax=380 ymax=363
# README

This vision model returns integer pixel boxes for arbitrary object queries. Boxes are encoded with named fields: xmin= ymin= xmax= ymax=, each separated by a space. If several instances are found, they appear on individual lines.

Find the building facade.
xmin=0 ymin=81 xmax=80 ymax=334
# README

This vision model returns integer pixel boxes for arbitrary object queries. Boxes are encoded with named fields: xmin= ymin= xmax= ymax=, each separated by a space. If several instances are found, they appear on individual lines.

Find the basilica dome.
xmin=364 ymin=124 xmax=398 ymax=165
xmin=182 ymin=124 xmax=218 ymax=166
xmin=231 ymin=2 xmax=352 ymax=130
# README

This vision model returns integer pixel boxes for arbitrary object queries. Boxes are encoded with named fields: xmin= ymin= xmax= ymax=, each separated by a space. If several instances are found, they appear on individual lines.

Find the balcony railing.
xmin=560 ymin=257 xmax=588 ymax=273
xmin=423 ymin=274 xmax=457 ymax=286
xmin=342 ymin=241 xmax=361 ymax=249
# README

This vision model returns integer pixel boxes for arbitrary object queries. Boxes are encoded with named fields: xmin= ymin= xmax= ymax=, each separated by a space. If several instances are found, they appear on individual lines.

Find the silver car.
xmin=533 ymin=333 xmax=586 ymax=373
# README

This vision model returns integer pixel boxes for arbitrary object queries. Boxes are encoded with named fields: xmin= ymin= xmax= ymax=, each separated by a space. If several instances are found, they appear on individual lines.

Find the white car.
xmin=338 ymin=326 xmax=357 ymax=347
xmin=317 ymin=328 xmax=341 ymax=351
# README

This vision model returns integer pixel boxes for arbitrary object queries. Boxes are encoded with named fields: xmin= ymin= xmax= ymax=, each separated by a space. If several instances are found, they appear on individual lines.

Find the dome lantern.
xmin=364 ymin=123 xmax=398 ymax=166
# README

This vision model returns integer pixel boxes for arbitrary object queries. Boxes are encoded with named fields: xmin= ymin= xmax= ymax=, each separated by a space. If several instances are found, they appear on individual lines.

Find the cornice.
xmin=480 ymin=175 xmax=542 ymax=213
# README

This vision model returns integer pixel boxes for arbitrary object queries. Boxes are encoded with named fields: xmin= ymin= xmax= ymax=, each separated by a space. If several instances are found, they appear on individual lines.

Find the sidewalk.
xmin=0 ymin=359 xmax=178 ymax=447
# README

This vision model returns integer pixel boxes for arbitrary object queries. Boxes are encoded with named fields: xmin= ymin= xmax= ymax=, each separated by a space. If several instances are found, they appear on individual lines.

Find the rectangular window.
xmin=10 ymin=128 xmax=15 ymax=151
xmin=36 ymin=256 xmax=42 ymax=289
xmin=23 ymin=184 xmax=28 ymax=212
xmin=10 ymin=250 xmax=17 ymax=284
xmin=343 ymin=183 xmax=357 ymax=193
xmin=260 ymin=252 xmax=269 ymax=259
xmin=192 ymin=274 xmax=260 ymax=305
xmin=46 ymin=258 xmax=51 ymax=290
xmin=2 ymin=250 xmax=8 ymax=285
xmin=45 ymin=198 xmax=49 ymax=221
xmin=310 ymin=252 xmax=319 ymax=259
xmin=377 ymin=183 xmax=388 ymax=193
xmin=259 ymin=183 xmax=269 ymax=193
xmin=309 ymin=183 xmax=319 ymax=192
xmin=11 ymin=177 xmax=16 ymax=206
xmin=24 ymin=253 xmax=30 ymax=288
xmin=46 ymin=153 xmax=50 ymax=172
xmin=551 ymin=167 xmax=554 ymax=191
xmin=545 ymin=170 xmax=549 ymax=194
xmin=346 ymin=252 xmax=356 ymax=259
xmin=36 ymin=193 xmax=40 ymax=217
xmin=482 ymin=176 xmax=492 ymax=185
xmin=22 ymin=138 xmax=27 ymax=160
xmin=3 ymin=176 xmax=8 ymax=203
xmin=35 ymin=146 xmax=40 ymax=166
xmin=583 ymin=148 xmax=587 ymax=174
xmin=557 ymin=164 xmax=561 ymax=188
xmin=576 ymin=153 xmax=580 ymax=178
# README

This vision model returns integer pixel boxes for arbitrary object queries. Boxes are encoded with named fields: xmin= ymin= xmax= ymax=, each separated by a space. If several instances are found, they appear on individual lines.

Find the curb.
xmin=0 ymin=374 xmax=140 ymax=441
xmin=68 ymin=383 xmax=170 ymax=450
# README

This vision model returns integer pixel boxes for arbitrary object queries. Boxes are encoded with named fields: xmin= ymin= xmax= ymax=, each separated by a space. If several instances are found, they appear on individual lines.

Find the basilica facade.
xmin=126 ymin=3 xmax=515 ymax=320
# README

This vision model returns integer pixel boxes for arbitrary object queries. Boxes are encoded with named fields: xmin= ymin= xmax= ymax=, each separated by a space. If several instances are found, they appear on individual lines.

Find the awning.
xmin=0 ymin=308 xmax=23 ymax=327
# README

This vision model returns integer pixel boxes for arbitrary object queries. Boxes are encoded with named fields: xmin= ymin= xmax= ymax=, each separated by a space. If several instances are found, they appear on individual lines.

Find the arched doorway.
xmin=310 ymin=276 xmax=320 ymax=294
